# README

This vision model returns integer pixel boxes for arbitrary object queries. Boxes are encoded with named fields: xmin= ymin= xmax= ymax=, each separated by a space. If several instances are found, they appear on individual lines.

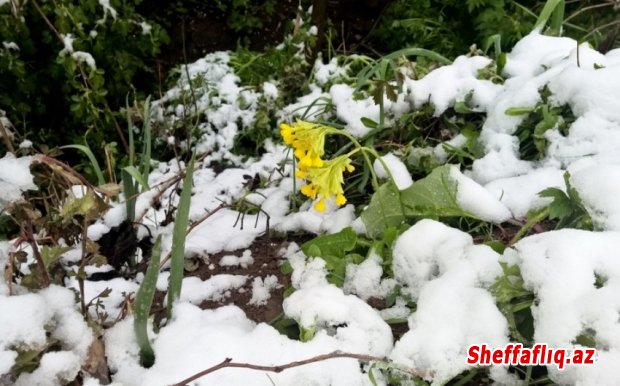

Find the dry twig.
xmin=170 ymin=350 xmax=427 ymax=386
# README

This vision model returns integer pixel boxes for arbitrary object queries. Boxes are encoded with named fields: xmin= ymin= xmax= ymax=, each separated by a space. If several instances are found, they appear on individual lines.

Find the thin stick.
xmin=170 ymin=350 xmax=426 ymax=386
xmin=23 ymin=221 xmax=51 ymax=287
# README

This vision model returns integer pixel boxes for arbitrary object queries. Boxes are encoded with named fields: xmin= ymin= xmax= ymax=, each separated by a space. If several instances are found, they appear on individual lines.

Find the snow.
xmin=106 ymin=304 xmax=380 ymax=386
xmin=67 ymin=277 xmax=138 ymax=322
xmin=570 ymin=165 xmax=620 ymax=230
xmin=97 ymin=0 xmax=117 ymax=20
xmin=484 ymin=167 xmax=565 ymax=219
xmin=330 ymin=84 xmax=380 ymax=138
xmin=60 ymin=34 xmax=74 ymax=55
xmin=139 ymin=22 xmax=152 ymax=35
xmin=0 ymin=154 xmax=36 ymax=210
xmin=390 ymin=220 xmax=509 ymax=384
xmin=404 ymin=55 xmax=501 ymax=115
xmin=284 ymin=285 xmax=393 ymax=356
xmin=373 ymin=153 xmax=413 ymax=189
xmin=6 ymin=26 xmax=620 ymax=386
xmin=506 ymin=230 xmax=620 ymax=384
xmin=262 ymin=81 xmax=279 ymax=100
xmin=450 ymin=166 xmax=512 ymax=223
xmin=2 ymin=41 xmax=19 ymax=51
xmin=72 ymin=51 xmax=97 ymax=69
xmin=220 ymin=249 xmax=254 ymax=268
xmin=0 ymin=286 xmax=92 ymax=384
xmin=18 ymin=139 xmax=32 ymax=149
xmin=248 ymin=275 xmax=280 ymax=306
xmin=314 ymin=57 xmax=347 ymax=86
xmin=344 ymin=251 xmax=396 ymax=301
xmin=177 ymin=275 xmax=248 ymax=305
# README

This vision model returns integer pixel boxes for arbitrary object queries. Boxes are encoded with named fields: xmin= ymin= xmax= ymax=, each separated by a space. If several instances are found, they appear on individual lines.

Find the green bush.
xmin=0 ymin=0 xmax=168 ymax=152
xmin=372 ymin=0 xmax=620 ymax=58
xmin=372 ymin=0 xmax=537 ymax=57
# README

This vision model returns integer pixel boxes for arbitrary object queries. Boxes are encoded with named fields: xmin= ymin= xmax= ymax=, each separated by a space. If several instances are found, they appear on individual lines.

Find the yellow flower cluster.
xmin=280 ymin=120 xmax=354 ymax=212
xmin=280 ymin=120 xmax=327 ymax=169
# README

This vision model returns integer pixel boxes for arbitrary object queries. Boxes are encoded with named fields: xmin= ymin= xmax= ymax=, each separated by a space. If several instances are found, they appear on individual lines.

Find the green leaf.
xmin=140 ymin=96 xmax=153 ymax=183
xmin=299 ymin=322 xmax=317 ymax=342
xmin=485 ymin=240 xmax=506 ymax=254
xmin=60 ymin=144 xmax=105 ymax=186
xmin=400 ymin=164 xmax=474 ymax=219
xmin=454 ymin=100 xmax=475 ymax=114
xmin=301 ymin=227 xmax=357 ymax=259
xmin=538 ymin=172 xmax=592 ymax=229
xmin=133 ymin=235 xmax=161 ymax=368
xmin=122 ymin=170 xmax=137 ymax=223
xmin=40 ymin=245 xmax=72 ymax=269
xmin=361 ymin=183 xmax=405 ymax=239
xmin=535 ymin=0 xmax=565 ymax=34
xmin=539 ymin=187 xmax=572 ymax=219
xmin=360 ymin=117 xmax=379 ymax=129
xmin=123 ymin=165 xmax=150 ymax=191
xmin=505 ymin=106 xmax=535 ymax=116
xmin=167 ymin=154 xmax=195 ymax=318
xmin=60 ymin=190 xmax=108 ymax=223
xmin=280 ymin=261 xmax=293 ymax=275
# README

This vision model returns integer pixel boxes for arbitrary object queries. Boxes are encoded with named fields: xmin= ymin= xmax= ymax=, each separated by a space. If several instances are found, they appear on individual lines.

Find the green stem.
xmin=331 ymin=129 xmax=381 ymax=190
xmin=523 ymin=365 xmax=533 ymax=385
xmin=362 ymin=146 xmax=399 ymax=190
xmin=510 ymin=208 xmax=550 ymax=245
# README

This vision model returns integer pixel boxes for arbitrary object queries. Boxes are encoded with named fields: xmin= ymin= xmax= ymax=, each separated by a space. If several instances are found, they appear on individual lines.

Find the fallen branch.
xmin=170 ymin=350 xmax=426 ymax=386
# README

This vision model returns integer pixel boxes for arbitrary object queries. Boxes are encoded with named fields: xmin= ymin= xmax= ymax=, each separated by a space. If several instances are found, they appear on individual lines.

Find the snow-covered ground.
xmin=2 ymin=30 xmax=620 ymax=385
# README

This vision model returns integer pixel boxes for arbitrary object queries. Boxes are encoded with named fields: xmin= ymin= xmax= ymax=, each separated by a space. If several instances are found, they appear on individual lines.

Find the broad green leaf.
xmin=361 ymin=183 xmax=405 ymax=239
xmin=400 ymin=164 xmax=472 ymax=219
xmin=301 ymin=227 xmax=357 ymax=259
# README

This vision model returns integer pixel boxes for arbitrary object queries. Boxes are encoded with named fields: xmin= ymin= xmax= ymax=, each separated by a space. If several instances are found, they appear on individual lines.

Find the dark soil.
xmin=151 ymin=235 xmax=291 ymax=325
xmin=187 ymin=235 xmax=291 ymax=324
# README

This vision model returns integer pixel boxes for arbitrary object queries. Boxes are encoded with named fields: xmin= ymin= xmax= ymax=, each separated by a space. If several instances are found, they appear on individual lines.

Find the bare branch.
xmin=170 ymin=350 xmax=427 ymax=386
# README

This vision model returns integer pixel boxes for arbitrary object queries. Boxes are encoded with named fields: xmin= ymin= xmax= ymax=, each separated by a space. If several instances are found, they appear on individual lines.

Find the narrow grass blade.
xmin=535 ymin=0 xmax=565 ymax=33
xmin=60 ymin=144 xmax=105 ymax=186
xmin=133 ymin=235 xmax=161 ymax=368
xmin=126 ymin=95 xmax=135 ymax=167
xmin=123 ymin=165 xmax=150 ymax=191
xmin=166 ymin=154 xmax=195 ymax=318
xmin=140 ymin=96 xmax=152 ymax=183
xmin=122 ymin=169 xmax=136 ymax=222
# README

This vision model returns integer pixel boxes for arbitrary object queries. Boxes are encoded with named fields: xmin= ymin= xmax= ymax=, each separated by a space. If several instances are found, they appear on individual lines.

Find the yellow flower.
xmin=300 ymin=155 xmax=355 ymax=212
xmin=280 ymin=120 xmax=329 ymax=170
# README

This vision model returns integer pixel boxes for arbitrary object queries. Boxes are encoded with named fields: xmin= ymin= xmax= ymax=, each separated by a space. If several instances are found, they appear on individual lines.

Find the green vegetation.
xmin=1 ymin=0 xmax=618 ymax=384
